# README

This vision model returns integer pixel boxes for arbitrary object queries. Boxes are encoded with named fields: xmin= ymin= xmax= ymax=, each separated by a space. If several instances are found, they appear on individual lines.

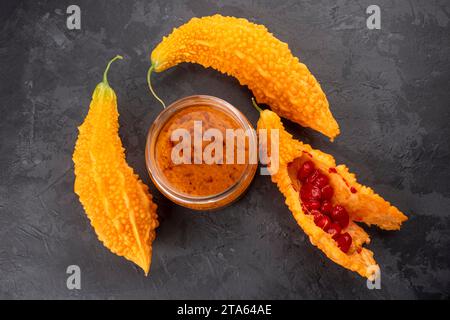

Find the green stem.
xmin=251 ymin=97 xmax=263 ymax=113
xmin=147 ymin=65 xmax=166 ymax=108
xmin=103 ymin=55 xmax=123 ymax=86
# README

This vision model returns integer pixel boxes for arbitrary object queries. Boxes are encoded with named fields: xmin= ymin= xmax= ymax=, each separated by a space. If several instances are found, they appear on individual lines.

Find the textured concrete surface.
xmin=1 ymin=0 xmax=449 ymax=299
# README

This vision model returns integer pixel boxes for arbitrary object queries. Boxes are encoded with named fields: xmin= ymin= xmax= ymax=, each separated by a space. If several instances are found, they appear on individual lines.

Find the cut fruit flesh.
xmin=288 ymin=156 xmax=358 ymax=254
xmin=284 ymin=155 xmax=378 ymax=277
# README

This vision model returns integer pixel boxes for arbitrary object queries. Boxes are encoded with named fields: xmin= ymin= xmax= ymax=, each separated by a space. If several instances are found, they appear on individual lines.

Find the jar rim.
xmin=145 ymin=95 xmax=258 ymax=210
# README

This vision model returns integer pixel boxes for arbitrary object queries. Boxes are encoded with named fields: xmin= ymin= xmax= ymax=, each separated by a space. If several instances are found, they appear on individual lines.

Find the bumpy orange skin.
xmin=151 ymin=14 xmax=340 ymax=140
xmin=257 ymin=110 xmax=407 ymax=278
xmin=73 ymin=82 xmax=158 ymax=275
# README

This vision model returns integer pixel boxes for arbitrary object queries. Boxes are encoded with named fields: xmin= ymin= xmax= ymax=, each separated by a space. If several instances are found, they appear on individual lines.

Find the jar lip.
xmin=145 ymin=95 xmax=258 ymax=208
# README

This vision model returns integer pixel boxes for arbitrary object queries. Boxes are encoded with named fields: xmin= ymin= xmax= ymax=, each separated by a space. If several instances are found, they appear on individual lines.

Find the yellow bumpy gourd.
xmin=256 ymin=107 xmax=407 ymax=278
xmin=150 ymin=14 xmax=340 ymax=140
xmin=73 ymin=56 xmax=158 ymax=275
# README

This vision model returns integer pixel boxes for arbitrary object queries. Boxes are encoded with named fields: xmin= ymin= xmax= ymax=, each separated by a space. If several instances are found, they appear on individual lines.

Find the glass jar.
xmin=145 ymin=95 xmax=258 ymax=210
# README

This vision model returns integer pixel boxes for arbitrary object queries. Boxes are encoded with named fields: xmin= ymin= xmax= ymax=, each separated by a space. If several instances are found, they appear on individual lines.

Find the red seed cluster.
xmin=298 ymin=161 xmax=352 ymax=253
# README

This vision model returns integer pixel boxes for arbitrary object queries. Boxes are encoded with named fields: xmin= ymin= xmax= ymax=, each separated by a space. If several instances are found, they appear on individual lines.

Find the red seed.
xmin=321 ymin=185 xmax=334 ymax=200
xmin=306 ymin=169 xmax=320 ymax=185
xmin=310 ymin=209 xmax=322 ymax=217
xmin=330 ymin=204 xmax=346 ymax=219
xmin=314 ymin=214 xmax=331 ymax=230
xmin=327 ymin=223 xmax=341 ymax=238
xmin=310 ymin=186 xmax=322 ymax=200
xmin=329 ymin=167 xmax=337 ymax=173
xmin=339 ymin=214 xmax=349 ymax=229
xmin=298 ymin=161 xmax=315 ymax=182
xmin=300 ymin=183 xmax=322 ymax=201
xmin=331 ymin=205 xmax=350 ymax=229
xmin=321 ymin=200 xmax=333 ymax=215
xmin=350 ymin=187 xmax=357 ymax=193
xmin=335 ymin=232 xmax=352 ymax=253
xmin=313 ymin=174 xmax=329 ymax=188
xmin=304 ymin=200 xmax=321 ymax=211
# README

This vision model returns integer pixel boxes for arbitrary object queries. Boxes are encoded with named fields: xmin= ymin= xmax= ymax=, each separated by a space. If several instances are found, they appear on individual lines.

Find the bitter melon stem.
xmin=147 ymin=65 xmax=166 ymax=108
xmin=103 ymin=55 xmax=123 ymax=86
xmin=251 ymin=97 xmax=263 ymax=113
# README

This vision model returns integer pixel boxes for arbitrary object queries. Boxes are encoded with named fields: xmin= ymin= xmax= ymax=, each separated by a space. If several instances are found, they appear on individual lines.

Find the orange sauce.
xmin=155 ymin=105 xmax=249 ymax=197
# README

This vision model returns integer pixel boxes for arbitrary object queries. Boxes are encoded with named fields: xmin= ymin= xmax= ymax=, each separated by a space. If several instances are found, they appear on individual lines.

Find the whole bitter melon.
xmin=150 ymin=14 xmax=340 ymax=140
xmin=73 ymin=56 xmax=158 ymax=275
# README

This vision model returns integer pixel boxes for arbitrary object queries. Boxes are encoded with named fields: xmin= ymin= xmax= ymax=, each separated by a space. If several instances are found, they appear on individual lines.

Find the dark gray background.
xmin=1 ymin=0 xmax=449 ymax=299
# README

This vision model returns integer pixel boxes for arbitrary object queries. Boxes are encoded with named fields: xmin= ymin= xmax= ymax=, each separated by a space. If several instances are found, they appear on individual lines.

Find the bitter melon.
xmin=73 ymin=56 xmax=158 ymax=275
xmin=256 ymin=107 xmax=407 ymax=278
xmin=150 ymin=14 xmax=340 ymax=140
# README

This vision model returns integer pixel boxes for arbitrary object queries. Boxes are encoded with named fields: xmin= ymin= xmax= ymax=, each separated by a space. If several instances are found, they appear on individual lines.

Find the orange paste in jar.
xmin=155 ymin=105 xmax=249 ymax=197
